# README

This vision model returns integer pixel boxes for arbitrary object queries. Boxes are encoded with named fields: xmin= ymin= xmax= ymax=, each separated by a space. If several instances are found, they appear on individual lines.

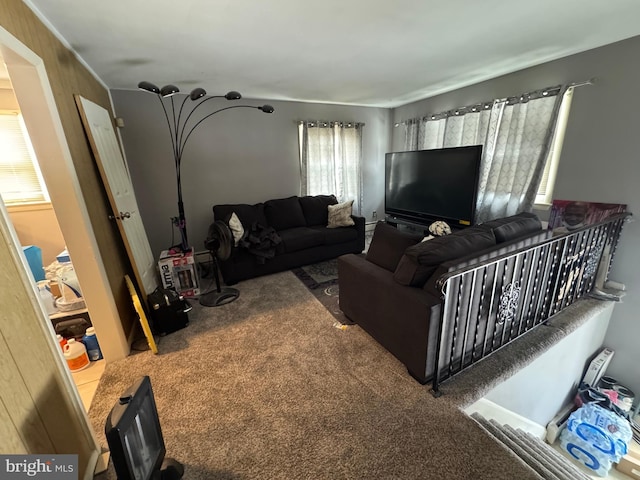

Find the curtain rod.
xmin=568 ymin=77 xmax=596 ymax=88
xmin=394 ymin=78 xmax=596 ymax=127
xmin=297 ymin=120 xmax=365 ymax=127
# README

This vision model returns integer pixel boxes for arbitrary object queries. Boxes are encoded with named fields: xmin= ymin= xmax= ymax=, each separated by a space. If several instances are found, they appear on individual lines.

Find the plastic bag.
xmin=560 ymin=402 xmax=632 ymax=476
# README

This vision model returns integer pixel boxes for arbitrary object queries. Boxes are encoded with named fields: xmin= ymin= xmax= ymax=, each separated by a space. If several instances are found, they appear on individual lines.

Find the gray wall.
xmin=392 ymin=36 xmax=640 ymax=398
xmin=113 ymin=35 xmax=638 ymax=399
xmin=111 ymin=92 xmax=391 ymax=257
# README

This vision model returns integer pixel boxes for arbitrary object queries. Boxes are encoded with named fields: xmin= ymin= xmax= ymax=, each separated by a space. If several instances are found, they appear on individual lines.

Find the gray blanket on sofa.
xmin=238 ymin=222 xmax=282 ymax=263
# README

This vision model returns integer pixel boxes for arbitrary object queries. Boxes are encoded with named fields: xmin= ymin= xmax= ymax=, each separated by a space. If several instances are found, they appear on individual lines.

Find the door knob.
xmin=109 ymin=211 xmax=132 ymax=220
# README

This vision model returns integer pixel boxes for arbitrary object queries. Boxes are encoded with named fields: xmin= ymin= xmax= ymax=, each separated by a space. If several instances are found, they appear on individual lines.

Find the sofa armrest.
xmin=350 ymin=215 xmax=366 ymax=252
xmin=351 ymin=215 xmax=365 ymax=231
xmin=338 ymin=253 xmax=442 ymax=382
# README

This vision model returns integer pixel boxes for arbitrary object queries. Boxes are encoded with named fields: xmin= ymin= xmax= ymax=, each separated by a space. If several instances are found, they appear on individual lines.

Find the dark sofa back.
xmin=264 ymin=196 xmax=307 ymax=230
xmin=214 ymin=194 xmax=342 ymax=232
xmin=213 ymin=202 xmax=268 ymax=230
xmin=299 ymin=195 xmax=338 ymax=226
xmin=363 ymin=213 xmax=544 ymax=289
xmin=393 ymin=226 xmax=496 ymax=287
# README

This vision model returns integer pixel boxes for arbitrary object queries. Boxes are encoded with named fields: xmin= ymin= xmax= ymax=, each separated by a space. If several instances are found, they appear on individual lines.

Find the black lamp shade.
xmin=225 ymin=91 xmax=242 ymax=100
xmin=138 ymin=81 xmax=160 ymax=94
xmin=259 ymin=105 xmax=275 ymax=113
xmin=190 ymin=88 xmax=207 ymax=100
xmin=160 ymin=85 xmax=180 ymax=97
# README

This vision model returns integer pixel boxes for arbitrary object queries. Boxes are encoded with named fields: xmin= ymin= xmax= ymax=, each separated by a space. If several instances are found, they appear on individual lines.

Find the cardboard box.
xmin=616 ymin=452 xmax=640 ymax=479
xmin=158 ymin=250 xmax=200 ymax=298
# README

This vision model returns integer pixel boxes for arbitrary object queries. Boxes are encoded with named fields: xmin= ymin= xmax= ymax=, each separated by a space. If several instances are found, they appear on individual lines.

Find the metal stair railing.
xmin=431 ymin=212 xmax=631 ymax=396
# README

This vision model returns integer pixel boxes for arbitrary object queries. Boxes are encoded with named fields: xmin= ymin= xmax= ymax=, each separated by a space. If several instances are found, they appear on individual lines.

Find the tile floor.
xmin=70 ymin=359 xmax=105 ymax=411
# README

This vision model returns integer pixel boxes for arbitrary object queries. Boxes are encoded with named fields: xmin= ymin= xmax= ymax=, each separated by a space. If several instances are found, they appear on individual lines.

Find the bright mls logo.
xmin=0 ymin=455 xmax=77 ymax=479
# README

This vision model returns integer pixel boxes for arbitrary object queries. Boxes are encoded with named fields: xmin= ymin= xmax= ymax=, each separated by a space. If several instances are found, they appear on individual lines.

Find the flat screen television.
xmin=105 ymin=376 xmax=183 ymax=480
xmin=384 ymin=145 xmax=482 ymax=227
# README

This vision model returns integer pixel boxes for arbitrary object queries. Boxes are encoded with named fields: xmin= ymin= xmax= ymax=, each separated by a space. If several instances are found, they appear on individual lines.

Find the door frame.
xmin=0 ymin=27 xmax=129 ymax=362
xmin=0 ymin=25 xmax=125 ymax=477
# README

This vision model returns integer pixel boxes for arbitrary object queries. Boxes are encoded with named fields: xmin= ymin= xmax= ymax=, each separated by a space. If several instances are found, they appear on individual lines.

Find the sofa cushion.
xmin=264 ymin=196 xmax=307 ymax=231
xmin=366 ymin=222 xmax=423 ymax=272
xmin=213 ymin=203 xmax=268 ymax=230
xmin=299 ymin=195 xmax=338 ymax=226
xmin=394 ymin=225 xmax=496 ymax=287
xmin=310 ymin=225 xmax=358 ymax=245
xmin=328 ymin=200 xmax=355 ymax=228
xmin=277 ymin=227 xmax=324 ymax=253
xmin=481 ymin=212 xmax=542 ymax=243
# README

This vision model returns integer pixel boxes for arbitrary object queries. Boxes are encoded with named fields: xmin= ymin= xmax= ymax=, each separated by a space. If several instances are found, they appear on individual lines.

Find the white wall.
xmin=8 ymin=204 xmax=66 ymax=266
xmin=391 ymin=35 xmax=640 ymax=398
xmin=482 ymin=304 xmax=614 ymax=426
xmin=111 ymin=91 xmax=391 ymax=257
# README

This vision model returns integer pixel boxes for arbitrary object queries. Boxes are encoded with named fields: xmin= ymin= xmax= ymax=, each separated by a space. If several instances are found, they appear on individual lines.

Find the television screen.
xmin=105 ymin=376 xmax=166 ymax=480
xmin=384 ymin=145 xmax=482 ymax=226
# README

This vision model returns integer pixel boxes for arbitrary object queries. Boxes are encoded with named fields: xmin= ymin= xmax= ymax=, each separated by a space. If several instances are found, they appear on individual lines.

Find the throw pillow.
xmin=366 ymin=222 xmax=423 ymax=272
xmin=228 ymin=212 xmax=244 ymax=246
xmin=327 ymin=200 xmax=355 ymax=228
xmin=481 ymin=212 xmax=542 ymax=243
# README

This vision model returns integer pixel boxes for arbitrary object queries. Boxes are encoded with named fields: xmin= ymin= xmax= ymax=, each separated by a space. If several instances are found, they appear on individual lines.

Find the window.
xmin=0 ymin=111 xmax=49 ymax=205
xmin=535 ymin=87 xmax=574 ymax=205
xmin=298 ymin=121 xmax=363 ymax=214
xmin=402 ymin=84 xmax=572 ymax=222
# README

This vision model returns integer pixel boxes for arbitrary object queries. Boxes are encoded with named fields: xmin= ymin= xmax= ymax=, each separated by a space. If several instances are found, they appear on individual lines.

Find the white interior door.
xmin=75 ymin=95 xmax=158 ymax=297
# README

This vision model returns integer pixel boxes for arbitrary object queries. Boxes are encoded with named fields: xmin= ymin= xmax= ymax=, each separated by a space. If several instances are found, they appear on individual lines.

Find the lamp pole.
xmin=138 ymin=81 xmax=274 ymax=252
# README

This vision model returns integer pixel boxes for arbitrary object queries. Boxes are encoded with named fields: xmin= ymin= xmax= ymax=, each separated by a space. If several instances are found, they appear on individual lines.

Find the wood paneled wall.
xmin=0 ymin=207 xmax=99 ymax=475
xmin=0 ymin=0 xmax=135 ymax=336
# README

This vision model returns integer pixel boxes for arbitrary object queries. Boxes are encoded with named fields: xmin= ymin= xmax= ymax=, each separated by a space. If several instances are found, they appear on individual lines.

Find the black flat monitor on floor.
xmin=105 ymin=375 xmax=183 ymax=480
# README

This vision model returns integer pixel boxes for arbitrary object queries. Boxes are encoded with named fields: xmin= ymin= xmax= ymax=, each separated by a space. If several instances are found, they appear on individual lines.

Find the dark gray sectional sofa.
xmin=213 ymin=194 xmax=365 ymax=284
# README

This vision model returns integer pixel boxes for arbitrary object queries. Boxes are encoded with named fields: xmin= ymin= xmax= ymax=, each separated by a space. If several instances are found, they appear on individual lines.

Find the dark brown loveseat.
xmin=338 ymin=213 xmax=548 ymax=384
xmin=213 ymin=195 xmax=365 ymax=284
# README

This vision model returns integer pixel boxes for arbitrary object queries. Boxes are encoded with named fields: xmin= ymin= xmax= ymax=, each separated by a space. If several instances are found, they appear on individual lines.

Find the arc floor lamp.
xmin=138 ymin=81 xmax=274 ymax=252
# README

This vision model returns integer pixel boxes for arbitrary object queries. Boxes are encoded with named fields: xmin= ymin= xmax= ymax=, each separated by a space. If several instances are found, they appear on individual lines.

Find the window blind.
xmin=535 ymin=87 xmax=574 ymax=204
xmin=0 ymin=112 xmax=49 ymax=205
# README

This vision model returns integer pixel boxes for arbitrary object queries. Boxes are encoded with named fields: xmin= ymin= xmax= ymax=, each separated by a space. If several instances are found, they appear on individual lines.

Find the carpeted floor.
xmin=90 ymin=270 xmax=542 ymax=480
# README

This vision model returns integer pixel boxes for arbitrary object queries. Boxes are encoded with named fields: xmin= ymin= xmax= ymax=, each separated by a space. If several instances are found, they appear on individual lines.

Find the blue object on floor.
xmin=23 ymin=245 xmax=45 ymax=282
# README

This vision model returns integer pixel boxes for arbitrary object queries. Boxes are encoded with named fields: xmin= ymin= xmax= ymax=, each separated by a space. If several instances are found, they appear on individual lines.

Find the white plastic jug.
xmin=63 ymin=338 xmax=89 ymax=372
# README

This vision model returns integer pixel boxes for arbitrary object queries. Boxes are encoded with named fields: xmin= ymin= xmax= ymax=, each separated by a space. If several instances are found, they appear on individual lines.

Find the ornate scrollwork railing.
xmin=431 ymin=212 xmax=630 ymax=396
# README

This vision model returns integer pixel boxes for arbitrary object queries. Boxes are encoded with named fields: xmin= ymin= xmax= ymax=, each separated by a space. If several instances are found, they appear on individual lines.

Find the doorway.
xmin=0 ymin=28 xmax=129 ymax=362
xmin=0 ymin=72 xmax=108 ymax=412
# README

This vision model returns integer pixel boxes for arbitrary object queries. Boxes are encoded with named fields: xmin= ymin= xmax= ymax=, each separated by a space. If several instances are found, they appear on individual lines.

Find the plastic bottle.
xmin=82 ymin=327 xmax=103 ymax=361
xmin=38 ymin=282 xmax=57 ymax=315
xmin=56 ymin=334 xmax=67 ymax=351
xmin=63 ymin=338 xmax=90 ymax=372
xmin=559 ymin=403 xmax=632 ymax=476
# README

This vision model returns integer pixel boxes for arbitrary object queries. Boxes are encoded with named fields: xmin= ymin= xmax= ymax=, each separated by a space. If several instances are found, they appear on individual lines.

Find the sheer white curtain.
xmin=403 ymin=87 xmax=566 ymax=222
xmin=299 ymin=121 xmax=363 ymax=214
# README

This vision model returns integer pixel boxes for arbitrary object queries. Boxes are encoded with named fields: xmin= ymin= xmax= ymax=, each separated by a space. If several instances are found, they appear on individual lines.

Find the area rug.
xmin=90 ymin=270 xmax=540 ymax=480
xmin=291 ymin=258 xmax=352 ymax=324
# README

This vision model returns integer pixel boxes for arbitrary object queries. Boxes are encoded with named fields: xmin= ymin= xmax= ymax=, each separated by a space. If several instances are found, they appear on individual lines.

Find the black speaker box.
xmin=147 ymin=287 xmax=191 ymax=335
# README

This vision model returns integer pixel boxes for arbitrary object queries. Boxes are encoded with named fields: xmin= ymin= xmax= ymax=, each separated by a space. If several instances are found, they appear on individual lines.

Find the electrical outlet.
xmin=372 ymin=210 xmax=377 ymax=220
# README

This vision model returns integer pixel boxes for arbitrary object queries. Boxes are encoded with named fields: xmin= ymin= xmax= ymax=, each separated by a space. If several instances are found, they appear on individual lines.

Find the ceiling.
xmin=20 ymin=0 xmax=640 ymax=107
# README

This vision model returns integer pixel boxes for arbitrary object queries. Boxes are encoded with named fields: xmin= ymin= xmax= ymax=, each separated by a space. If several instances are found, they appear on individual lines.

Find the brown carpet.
xmin=90 ymin=270 xmax=542 ymax=480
